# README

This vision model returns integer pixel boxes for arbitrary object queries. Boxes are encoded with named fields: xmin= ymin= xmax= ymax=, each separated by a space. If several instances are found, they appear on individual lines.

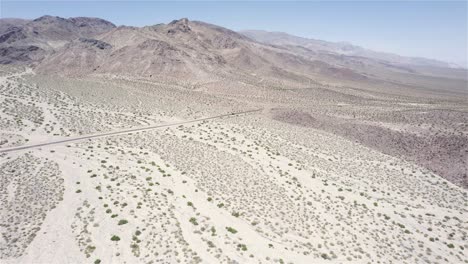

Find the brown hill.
xmin=1 ymin=16 xmax=466 ymax=87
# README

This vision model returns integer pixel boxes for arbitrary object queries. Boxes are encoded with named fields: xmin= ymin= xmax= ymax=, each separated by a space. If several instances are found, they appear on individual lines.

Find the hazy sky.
xmin=1 ymin=1 xmax=467 ymax=67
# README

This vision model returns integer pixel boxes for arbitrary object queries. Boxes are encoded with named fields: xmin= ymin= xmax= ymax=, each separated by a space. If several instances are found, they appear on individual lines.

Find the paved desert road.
xmin=0 ymin=109 xmax=262 ymax=153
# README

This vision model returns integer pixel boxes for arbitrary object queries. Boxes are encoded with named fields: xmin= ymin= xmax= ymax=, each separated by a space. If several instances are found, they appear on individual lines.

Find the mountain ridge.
xmin=0 ymin=16 xmax=466 ymax=84
xmin=240 ymin=29 xmax=461 ymax=69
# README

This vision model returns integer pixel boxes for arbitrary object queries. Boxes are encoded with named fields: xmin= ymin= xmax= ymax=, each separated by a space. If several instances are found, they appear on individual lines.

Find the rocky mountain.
xmin=0 ymin=15 xmax=115 ymax=64
xmin=0 ymin=15 xmax=466 ymax=84
xmin=29 ymin=17 xmax=371 ymax=83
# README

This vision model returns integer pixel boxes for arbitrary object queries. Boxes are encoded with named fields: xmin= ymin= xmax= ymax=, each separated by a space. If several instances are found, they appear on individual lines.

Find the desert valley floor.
xmin=0 ymin=64 xmax=466 ymax=264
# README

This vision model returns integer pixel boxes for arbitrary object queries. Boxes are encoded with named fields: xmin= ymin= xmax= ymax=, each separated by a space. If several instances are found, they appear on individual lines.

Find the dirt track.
xmin=0 ymin=108 xmax=262 ymax=153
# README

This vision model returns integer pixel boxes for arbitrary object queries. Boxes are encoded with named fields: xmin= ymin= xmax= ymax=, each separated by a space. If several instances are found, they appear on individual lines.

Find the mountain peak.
xmin=167 ymin=18 xmax=191 ymax=34
xmin=169 ymin=18 xmax=189 ymax=25
xmin=33 ymin=15 xmax=66 ymax=23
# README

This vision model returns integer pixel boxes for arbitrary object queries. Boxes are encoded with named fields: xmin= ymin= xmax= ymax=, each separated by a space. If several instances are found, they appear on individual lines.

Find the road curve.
xmin=0 ymin=109 xmax=262 ymax=153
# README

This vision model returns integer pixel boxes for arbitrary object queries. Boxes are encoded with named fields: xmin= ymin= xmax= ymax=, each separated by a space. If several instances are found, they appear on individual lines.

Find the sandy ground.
xmin=0 ymin=66 xmax=467 ymax=263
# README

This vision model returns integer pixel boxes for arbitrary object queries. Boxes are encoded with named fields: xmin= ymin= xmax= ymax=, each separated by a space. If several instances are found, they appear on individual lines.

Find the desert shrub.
xmin=226 ymin=227 xmax=237 ymax=234
xmin=237 ymin=244 xmax=247 ymax=251
xmin=189 ymin=217 xmax=198 ymax=225
xmin=118 ymin=219 xmax=128 ymax=225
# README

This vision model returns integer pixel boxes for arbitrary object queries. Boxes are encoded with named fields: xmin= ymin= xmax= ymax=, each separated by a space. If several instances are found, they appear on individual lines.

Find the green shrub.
xmin=189 ymin=217 xmax=198 ymax=225
xmin=226 ymin=227 xmax=237 ymax=234
xmin=237 ymin=243 xmax=247 ymax=251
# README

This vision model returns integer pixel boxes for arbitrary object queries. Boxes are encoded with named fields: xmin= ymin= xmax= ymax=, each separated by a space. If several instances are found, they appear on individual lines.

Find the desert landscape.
xmin=0 ymin=14 xmax=467 ymax=264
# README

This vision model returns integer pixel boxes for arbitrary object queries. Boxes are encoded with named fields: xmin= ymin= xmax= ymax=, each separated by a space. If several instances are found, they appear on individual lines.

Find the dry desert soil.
xmin=0 ymin=16 xmax=467 ymax=264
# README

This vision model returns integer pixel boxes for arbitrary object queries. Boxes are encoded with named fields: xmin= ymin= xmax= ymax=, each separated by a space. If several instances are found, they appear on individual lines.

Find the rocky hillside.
xmin=33 ymin=17 xmax=372 ymax=83
xmin=0 ymin=16 xmax=466 ymax=84
xmin=0 ymin=15 xmax=115 ymax=64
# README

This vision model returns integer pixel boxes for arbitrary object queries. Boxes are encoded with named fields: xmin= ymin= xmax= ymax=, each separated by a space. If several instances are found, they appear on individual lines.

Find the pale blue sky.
xmin=1 ymin=1 xmax=467 ymax=66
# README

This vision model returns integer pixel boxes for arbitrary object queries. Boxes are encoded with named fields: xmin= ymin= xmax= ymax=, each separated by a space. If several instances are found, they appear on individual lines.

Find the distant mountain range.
xmin=241 ymin=30 xmax=460 ymax=69
xmin=0 ymin=15 xmax=465 ymax=84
